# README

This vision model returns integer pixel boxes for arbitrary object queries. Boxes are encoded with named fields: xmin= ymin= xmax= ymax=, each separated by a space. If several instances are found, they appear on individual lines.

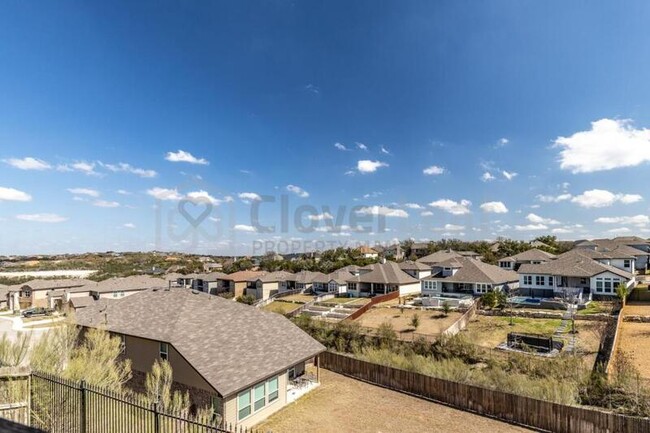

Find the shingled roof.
xmin=76 ymin=288 xmax=325 ymax=397
xmin=417 ymin=249 xmax=479 ymax=265
xmin=398 ymin=260 xmax=431 ymax=271
xmin=84 ymin=275 xmax=166 ymax=294
xmin=424 ymin=257 xmax=518 ymax=284
xmin=500 ymin=248 xmax=556 ymax=263
xmin=8 ymin=278 xmax=93 ymax=292
xmin=220 ymin=270 xmax=266 ymax=282
xmin=518 ymin=250 xmax=634 ymax=279
xmin=348 ymin=261 xmax=419 ymax=285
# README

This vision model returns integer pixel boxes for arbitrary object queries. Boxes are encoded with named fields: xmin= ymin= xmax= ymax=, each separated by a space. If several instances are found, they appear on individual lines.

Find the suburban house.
xmin=312 ymin=268 xmax=357 ymax=294
xmin=357 ymin=246 xmax=379 ymax=259
xmin=337 ymin=264 xmax=361 ymax=276
xmin=498 ymin=248 xmax=556 ymax=271
xmin=7 ymin=279 xmax=93 ymax=311
xmin=293 ymin=270 xmax=327 ymax=292
xmin=409 ymin=242 xmax=430 ymax=257
xmin=84 ymin=275 xmax=166 ymax=300
xmin=75 ymin=288 xmax=325 ymax=428
xmin=382 ymin=244 xmax=405 ymax=261
xmin=191 ymin=272 xmax=229 ymax=294
xmin=421 ymin=257 xmax=519 ymax=296
xmin=517 ymin=249 xmax=636 ymax=299
xmin=246 ymin=271 xmax=297 ymax=300
xmin=346 ymin=261 xmax=420 ymax=297
xmin=218 ymin=270 xmax=267 ymax=298
xmin=417 ymin=249 xmax=481 ymax=267
xmin=574 ymin=237 xmax=650 ymax=272
xmin=398 ymin=260 xmax=432 ymax=279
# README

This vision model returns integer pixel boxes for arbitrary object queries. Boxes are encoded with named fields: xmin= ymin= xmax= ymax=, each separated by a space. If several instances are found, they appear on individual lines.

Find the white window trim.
xmin=159 ymin=342 xmax=169 ymax=360
xmin=237 ymin=375 xmax=281 ymax=422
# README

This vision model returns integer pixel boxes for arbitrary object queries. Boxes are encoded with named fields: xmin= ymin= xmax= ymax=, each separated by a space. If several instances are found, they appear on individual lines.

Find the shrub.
xmin=410 ymin=313 xmax=420 ymax=331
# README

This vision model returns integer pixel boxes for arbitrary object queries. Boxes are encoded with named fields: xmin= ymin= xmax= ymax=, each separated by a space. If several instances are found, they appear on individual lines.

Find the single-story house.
xmin=293 ymin=271 xmax=327 ymax=292
xmin=246 ymin=271 xmax=297 ymax=300
xmin=346 ymin=261 xmax=420 ymax=297
xmin=69 ymin=296 xmax=109 ymax=312
xmin=218 ymin=270 xmax=267 ymax=299
xmin=7 ymin=278 xmax=93 ymax=311
xmin=421 ymin=257 xmax=519 ymax=296
xmin=517 ymin=250 xmax=636 ymax=298
xmin=312 ymin=269 xmax=356 ymax=294
xmin=498 ymin=248 xmax=556 ymax=271
xmin=357 ymin=246 xmax=379 ymax=259
xmin=84 ymin=275 xmax=166 ymax=300
xmin=75 ymin=288 xmax=325 ymax=428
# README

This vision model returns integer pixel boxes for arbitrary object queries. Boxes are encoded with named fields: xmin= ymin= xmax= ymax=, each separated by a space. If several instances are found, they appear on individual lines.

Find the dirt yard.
xmin=617 ymin=303 xmax=650 ymax=382
xmin=262 ymin=301 xmax=302 ymax=315
xmin=257 ymin=368 xmax=533 ymax=433
xmin=355 ymin=307 xmax=461 ymax=336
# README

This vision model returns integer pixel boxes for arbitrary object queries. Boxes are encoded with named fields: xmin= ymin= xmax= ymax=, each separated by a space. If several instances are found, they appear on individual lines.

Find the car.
xmin=21 ymin=307 xmax=52 ymax=318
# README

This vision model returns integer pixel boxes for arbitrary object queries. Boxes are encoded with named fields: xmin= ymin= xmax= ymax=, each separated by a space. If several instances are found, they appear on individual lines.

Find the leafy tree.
xmin=480 ymin=292 xmax=497 ymax=309
xmin=410 ymin=313 xmax=420 ymax=331
xmin=441 ymin=301 xmax=451 ymax=317
xmin=236 ymin=294 xmax=256 ymax=305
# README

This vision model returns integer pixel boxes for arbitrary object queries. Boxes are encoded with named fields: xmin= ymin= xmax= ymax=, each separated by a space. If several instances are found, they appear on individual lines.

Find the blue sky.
xmin=1 ymin=1 xmax=650 ymax=255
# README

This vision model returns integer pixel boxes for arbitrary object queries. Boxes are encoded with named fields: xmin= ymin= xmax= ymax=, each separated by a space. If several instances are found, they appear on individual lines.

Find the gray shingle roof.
xmin=76 ymin=288 xmax=325 ymax=397
xmin=398 ymin=260 xmax=431 ymax=271
xmin=8 ymin=279 xmax=93 ymax=292
xmin=85 ymin=275 xmax=166 ymax=293
xmin=424 ymin=257 xmax=518 ymax=284
xmin=348 ymin=262 xmax=419 ymax=285
xmin=416 ymin=249 xmax=479 ymax=265
xmin=500 ymin=248 xmax=556 ymax=263
xmin=518 ymin=250 xmax=634 ymax=279
xmin=293 ymin=270 xmax=327 ymax=284
xmin=250 ymin=271 xmax=296 ymax=283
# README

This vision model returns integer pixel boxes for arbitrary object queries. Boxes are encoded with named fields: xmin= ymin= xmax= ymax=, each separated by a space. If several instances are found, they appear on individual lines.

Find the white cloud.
xmin=495 ymin=138 xmax=509 ymax=147
xmin=16 ymin=213 xmax=67 ymax=223
xmin=57 ymin=161 xmax=99 ymax=176
xmin=102 ymin=162 xmax=157 ymax=178
xmin=286 ymin=185 xmax=309 ymax=198
xmin=117 ymin=190 xmax=131 ymax=195
xmin=233 ymin=224 xmax=258 ymax=232
xmin=554 ymin=118 xmax=650 ymax=173
xmin=608 ymin=227 xmax=632 ymax=234
xmin=0 ymin=187 xmax=32 ymax=202
xmin=380 ymin=146 xmax=390 ymax=155
xmin=404 ymin=203 xmax=424 ymax=209
xmin=571 ymin=189 xmax=643 ymax=208
xmin=357 ymin=160 xmax=388 ymax=173
xmin=165 ymin=150 xmax=209 ymax=165
xmin=308 ymin=212 xmax=333 ymax=221
xmin=502 ymin=170 xmax=518 ymax=180
xmin=537 ymin=193 xmax=572 ymax=203
xmin=594 ymin=215 xmax=650 ymax=226
xmin=67 ymin=188 xmax=100 ymax=198
xmin=526 ymin=213 xmax=560 ymax=225
xmin=3 ymin=157 xmax=51 ymax=170
xmin=481 ymin=172 xmax=496 ymax=182
xmin=356 ymin=142 xmax=368 ymax=151
xmin=435 ymin=224 xmax=464 ymax=231
xmin=552 ymin=228 xmax=573 ymax=234
xmin=480 ymin=201 xmax=508 ymax=214
xmin=238 ymin=192 xmax=262 ymax=202
xmin=93 ymin=200 xmax=120 ymax=208
xmin=334 ymin=142 xmax=347 ymax=151
xmin=514 ymin=224 xmax=548 ymax=231
xmin=420 ymin=211 xmax=434 ymax=217
xmin=186 ymin=190 xmax=222 ymax=205
xmin=355 ymin=206 xmax=409 ymax=218
xmin=147 ymin=187 xmax=183 ymax=201
xmin=428 ymin=199 xmax=471 ymax=215
xmin=423 ymin=165 xmax=445 ymax=176
xmin=123 ymin=223 xmax=136 ymax=229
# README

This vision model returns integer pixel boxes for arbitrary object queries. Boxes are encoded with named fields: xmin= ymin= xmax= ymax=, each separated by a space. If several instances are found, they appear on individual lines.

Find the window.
xmin=580 ymin=278 xmax=587 ymax=285
xmin=548 ymin=276 xmax=554 ymax=286
xmin=159 ymin=342 xmax=169 ymax=361
xmin=237 ymin=390 xmax=251 ymax=420
xmin=20 ymin=289 xmax=31 ymax=298
xmin=604 ymin=279 xmax=612 ymax=293
xmin=523 ymin=276 xmax=532 ymax=285
xmin=288 ymin=367 xmax=296 ymax=380
xmin=624 ymin=259 xmax=631 ymax=268
xmin=267 ymin=377 xmax=278 ymax=402
xmin=475 ymin=283 xmax=491 ymax=294
xmin=535 ymin=276 xmax=545 ymax=286
xmin=253 ymin=383 xmax=266 ymax=411
xmin=596 ymin=278 xmax=603 ymax=292
xmin=422 ymin=280 xmax=437 ymax=291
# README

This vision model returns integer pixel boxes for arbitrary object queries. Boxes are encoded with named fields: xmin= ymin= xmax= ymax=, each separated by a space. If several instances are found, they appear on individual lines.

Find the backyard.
xmin=618 ymin=302 xmax=650 ymax=383
xmin=257 ymin=368 xmax=533 ymax=433
xmin=354 ymin=306 xmax=462 ymax=336
xmin=262 ymin=301 xmax=302 ymax=315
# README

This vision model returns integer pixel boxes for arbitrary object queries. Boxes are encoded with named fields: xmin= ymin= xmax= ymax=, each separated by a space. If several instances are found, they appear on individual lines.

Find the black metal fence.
xmin=29 ymin=372 xmax=259 ymax=433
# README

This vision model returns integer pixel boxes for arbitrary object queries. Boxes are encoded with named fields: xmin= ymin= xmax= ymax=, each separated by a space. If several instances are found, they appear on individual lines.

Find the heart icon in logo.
xmin=178 ymin=199 xmax=212 ymax=228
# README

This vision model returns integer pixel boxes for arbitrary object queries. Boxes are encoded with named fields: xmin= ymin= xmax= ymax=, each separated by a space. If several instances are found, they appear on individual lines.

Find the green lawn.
xmin=577 ymin=302 xmax=606 ymax=315
xmin=262 ymin=301 xmax=302 ymax=315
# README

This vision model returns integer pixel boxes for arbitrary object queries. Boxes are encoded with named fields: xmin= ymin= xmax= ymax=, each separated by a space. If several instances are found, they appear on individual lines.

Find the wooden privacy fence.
xmin=0 ymin=367 xmax=30 ymax=426
xmin=343 ymin=291 xmax=400 ymax=321
xmin=320 ymin=351 xmax=650 ymax=433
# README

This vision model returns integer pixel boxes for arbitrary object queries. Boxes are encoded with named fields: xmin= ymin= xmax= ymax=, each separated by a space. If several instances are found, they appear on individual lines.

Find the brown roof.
xmin=357 ymin=246 xmax=378 ymax=254
xmin=293 ymin=270 xmax=327 ymax=284
xmin=69 ymin=296 xmax=109 ymax=309
xmin=424 ymin=257 xmax=518 ymax=284
xmin=348 ymin=262 xmax=419 ymax=285
xmin=76 ymin=288 xmax=325 ymax=397
xmin=8 ymin=278 xmax=93 ymax=292
xmin=518 ymin=250 xmax=634 ymax=279
xmin=220 ymin=270 xmax=266 ymax=283
xmin=398 ymin=260 xmax=431 ymax=271
xmin=417 ymin=249 xmax=479 ymax=265
xmin=85 ymin=275 xmax=166 ymax=294
xmin=250 ymin=271 xmax=296 ymax=283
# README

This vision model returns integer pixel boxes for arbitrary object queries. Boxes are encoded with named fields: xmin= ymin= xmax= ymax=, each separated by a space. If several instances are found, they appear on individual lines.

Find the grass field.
xmin=463 ymin=315 xmax=562 ymax=348
xmin=262 ymin=301 xmax=302 ymax=315
xmin=355 ymin=307 xmax=461 ymax=336
xmin=256 ymin=368 xmax=533 ymax=433
xmin=280 ymin=294 xmax=315 ymax=303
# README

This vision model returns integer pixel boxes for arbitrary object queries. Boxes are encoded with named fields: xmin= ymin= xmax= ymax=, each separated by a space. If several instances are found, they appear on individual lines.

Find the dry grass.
xmin=462 ymin=315 xmax=562 ymax=348
xmin=622 ymin=302 xmax=650 ymax=316
xmin=618 ymin=320 xmax=650 ymax=383
xmin=262 ymin=302 xmax=301 ymax=315
xmin=355 ymin=307 xmax=461 ymax=336
xmin=257 ymin=368 xmax=533 ymax=433
xmin=280 ymin=294 xmax=316 ymax=303
xmin=345 ymin=298 xmax=371 ymax=306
